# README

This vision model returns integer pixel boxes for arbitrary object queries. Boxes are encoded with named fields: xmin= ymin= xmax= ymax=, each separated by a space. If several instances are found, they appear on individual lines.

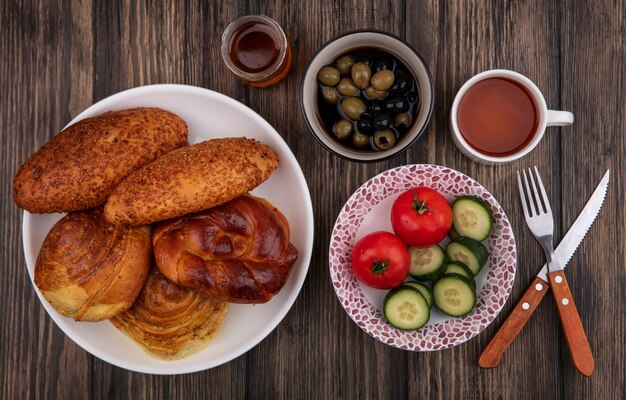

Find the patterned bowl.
xmin=329 ymin=164 xmax=516 ymax=351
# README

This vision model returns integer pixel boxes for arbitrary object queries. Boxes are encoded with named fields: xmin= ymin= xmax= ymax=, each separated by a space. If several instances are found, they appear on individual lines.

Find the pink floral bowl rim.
xmin=329 ymin=164 xmax=517 ymax=351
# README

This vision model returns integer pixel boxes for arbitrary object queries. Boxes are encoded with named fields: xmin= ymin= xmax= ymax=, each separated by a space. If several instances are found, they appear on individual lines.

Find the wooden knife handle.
xmin=548 ymin=270 xmax=595 ymax=377
xmin=479 ymin=276 xmax=549 ymax=368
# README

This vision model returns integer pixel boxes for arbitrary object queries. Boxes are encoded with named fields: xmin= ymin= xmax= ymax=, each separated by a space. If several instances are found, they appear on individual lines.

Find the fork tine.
xmin=516 ymin=171 xmax=531 ymax=218
xmin=533 ymin=166 xmax=552 ymax=214
xmin=522 ymin=169 xmax=537 ymax=217
xmin=526 ymin=167 xmax=544 ymax=214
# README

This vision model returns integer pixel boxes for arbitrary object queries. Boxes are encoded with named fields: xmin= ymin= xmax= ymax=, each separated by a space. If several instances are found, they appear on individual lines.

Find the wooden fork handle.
xmin=548 ymin=270 xmax=595 ymax=376
xmin=479 ymin=277 xmax=549 ymax=368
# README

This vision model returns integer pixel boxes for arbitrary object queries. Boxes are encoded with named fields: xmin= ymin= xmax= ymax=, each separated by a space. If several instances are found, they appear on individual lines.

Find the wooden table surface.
xmin=1 ymin=1 xmax=624 ymax=399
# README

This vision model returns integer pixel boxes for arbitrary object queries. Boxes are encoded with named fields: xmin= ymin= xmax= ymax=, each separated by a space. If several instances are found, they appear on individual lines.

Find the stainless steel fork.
xmin=517 ymin=166 xmax=594 ymax=377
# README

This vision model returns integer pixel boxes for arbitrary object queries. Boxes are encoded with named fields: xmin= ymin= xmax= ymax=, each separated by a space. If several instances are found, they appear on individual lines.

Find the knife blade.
xmin=478 ymin=169 xmax=609 ymax=369
xmin=536 ymin=169 xmax=610 ymax=281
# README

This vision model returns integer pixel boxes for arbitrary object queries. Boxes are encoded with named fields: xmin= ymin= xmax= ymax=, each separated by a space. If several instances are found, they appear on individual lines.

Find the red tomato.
xmin=351 ymin=231 xmax=410 ymax=289
xmin=390 ymin=187 xmax=452 ymax=247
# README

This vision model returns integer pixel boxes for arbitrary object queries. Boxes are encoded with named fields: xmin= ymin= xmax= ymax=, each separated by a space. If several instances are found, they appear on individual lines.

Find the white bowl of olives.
xmin=301 ymin=30 xmax=434 ymax=162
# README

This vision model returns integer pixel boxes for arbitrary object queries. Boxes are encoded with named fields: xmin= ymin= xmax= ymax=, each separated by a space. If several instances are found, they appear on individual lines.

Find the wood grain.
xmin=1 ymin=0 xmax=625 ymax=399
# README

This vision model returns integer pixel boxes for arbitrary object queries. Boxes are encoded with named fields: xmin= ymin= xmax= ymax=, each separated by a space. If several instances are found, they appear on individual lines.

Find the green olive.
xmin=332 ymin=119 xmax=353 ymax=140
xmin=320 ymin=86 xmax=339 ymax=104
xmin=340 ymin=96 xmax=367 ymax=120
xmin=364 ymin=86 xmax=387 ymax=99
xmin=394 ymin=112 xmax=411 ymax=127
xmin=370 ymin=70 xmax=395 ymax=91
xmin=374 ymin=129 xmax=397 ymax=150
xmin=337 ymin=78 xmax=359 ymax=96
xmin=351 ymin=63 xmax=372 ymax=89
xmin=352 ymin=131 xmax=370 ymax=148
xmin=336 ymin=55 xmax=354 ymax=76
xmin=317 ymin=66 xmax=341 ymax=86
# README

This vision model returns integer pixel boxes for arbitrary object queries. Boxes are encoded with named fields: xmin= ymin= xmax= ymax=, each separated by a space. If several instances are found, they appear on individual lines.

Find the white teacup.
xmin=450 ymin=69 xmax=573 ymax=165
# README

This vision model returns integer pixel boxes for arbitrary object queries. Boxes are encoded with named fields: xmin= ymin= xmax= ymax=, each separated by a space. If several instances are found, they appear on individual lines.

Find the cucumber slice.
xmin=444 ymin=261 xmax=475 ymax=284
xmin=403 ymin=281 xmax=434 ymax=309
xmin=408 ymin=245 xmax=447 ymax=281
xmin=446 ymin=237 xmax=488 ymax=276
xmin=452 ymin=196 xmax=494 ymax=241
xmin=384 ymin=286 xmax=430 ymax=330
xmin=433 ymin=274 xmax=477 ymax=317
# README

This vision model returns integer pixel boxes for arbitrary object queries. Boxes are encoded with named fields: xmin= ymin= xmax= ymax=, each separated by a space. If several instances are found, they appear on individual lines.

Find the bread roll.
xmin=152 ymin=195 xmax=298 ymax=303
xmin=34 ymin=208 xmax=152 ymax=321
xmin=111 ymin=267 xmax=229 ymax=360
xmin=13 ymin=107 xmax=188 ymax=213
xmin=104 ymin=137 xmax=278 ymax=225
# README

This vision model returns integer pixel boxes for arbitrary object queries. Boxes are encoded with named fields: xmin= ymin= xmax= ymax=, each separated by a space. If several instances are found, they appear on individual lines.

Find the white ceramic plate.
xmin=22 ymin=84 xmax=314 ymax=374
xmin=329 ymin=164 xmax=516 ymax=351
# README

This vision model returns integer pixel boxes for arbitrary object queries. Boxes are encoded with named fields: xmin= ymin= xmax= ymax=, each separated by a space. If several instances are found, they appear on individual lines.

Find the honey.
xmin=221 ymin=16 xmax=292 ymax=88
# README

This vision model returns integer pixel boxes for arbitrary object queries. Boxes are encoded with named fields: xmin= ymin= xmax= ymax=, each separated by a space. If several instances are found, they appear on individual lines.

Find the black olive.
xmin=367 ymin=101 xmax=385 ymax=114
xmin=319 ymin=49 xmax=416 ymax=151
xmin=393 ymin=123 xmax=408 ymax=135
xmin=384 ymin=97 xmax=409 ymax=113
xmin=373 ymin=113 xmax=392 ymax=130
xmin=390 ymin=74 xmax=412 ymax=93
xmin=371 ymin=56 xmax=392 ymax=73
xmin=357 ymin=117 xmax=375 ymax=135
xmin=407 ymin=91 xmax=419 ymax=104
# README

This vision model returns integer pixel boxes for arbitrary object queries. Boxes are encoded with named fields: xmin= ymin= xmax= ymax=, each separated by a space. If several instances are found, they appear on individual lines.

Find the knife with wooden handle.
xmin=479 ymin=170 xmax=609 ymax=369
xmin=548 ymin=269 xmax=595 ymax=376
xmin=479 ymin=276 xmax=549 ymax=368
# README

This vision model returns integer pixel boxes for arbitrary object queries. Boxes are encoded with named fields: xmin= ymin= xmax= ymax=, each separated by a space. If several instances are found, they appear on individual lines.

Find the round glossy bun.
xmin=152 ymin=195 xmax=298 ymax=304
xmin=34 ymin=208 xmax=152 ymax=321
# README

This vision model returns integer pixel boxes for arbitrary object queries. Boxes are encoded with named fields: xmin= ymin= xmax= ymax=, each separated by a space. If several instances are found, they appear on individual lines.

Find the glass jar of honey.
xmin=221 ymin=15 xmax=292 ymax=88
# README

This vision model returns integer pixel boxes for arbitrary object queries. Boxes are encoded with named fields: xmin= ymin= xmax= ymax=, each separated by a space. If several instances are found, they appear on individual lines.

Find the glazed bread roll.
xmin=34 ymin=208 xmax=152 ymax=321
xmin=104 ymin=137 xmax=278 ymax=225
xmin=152 ymin=195 xmax=298 ymax=303
xmin=14 ymin=107 xmax=188 ymax=213
xmin=111 ymin=267 xmax=229 ymax=360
